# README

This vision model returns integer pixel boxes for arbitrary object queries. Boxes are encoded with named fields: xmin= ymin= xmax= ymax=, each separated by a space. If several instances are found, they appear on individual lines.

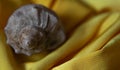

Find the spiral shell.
xmin=4 ymin=4 xmax=66 ymax=56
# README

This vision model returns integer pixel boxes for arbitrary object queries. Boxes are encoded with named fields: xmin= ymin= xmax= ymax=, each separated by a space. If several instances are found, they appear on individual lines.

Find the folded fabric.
xmin=0 ymin=0 xmax=120 ymax=70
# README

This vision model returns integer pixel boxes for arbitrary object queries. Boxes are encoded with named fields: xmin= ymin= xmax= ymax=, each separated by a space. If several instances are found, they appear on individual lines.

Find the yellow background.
xmin=1 ymin=0 xmax=120 ymax=70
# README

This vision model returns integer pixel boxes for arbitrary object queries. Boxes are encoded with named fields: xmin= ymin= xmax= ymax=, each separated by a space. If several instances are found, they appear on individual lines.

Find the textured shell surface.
xmin=4 ymin=4 xmax=66 ymax=56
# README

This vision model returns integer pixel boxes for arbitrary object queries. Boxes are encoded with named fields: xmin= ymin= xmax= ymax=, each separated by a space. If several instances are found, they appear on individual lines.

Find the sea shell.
xmin=4 ymin=4 xmax=66 ymax=56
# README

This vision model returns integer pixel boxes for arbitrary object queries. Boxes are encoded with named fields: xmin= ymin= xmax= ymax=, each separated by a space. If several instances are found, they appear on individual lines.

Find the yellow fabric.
xmin=1 ymin=0 xmax=120 ymax=70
